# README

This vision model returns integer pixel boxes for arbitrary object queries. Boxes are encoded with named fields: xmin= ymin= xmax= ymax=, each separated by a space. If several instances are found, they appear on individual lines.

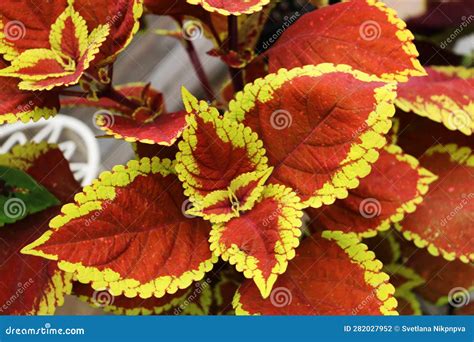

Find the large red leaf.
xmin=176 ymin=88 xmax=269 ymax=201
xmin=265 ymin=0 xmax=425 ymax=81
xmin=22 ymin=157 xmax=216 ymax=299
xmin=0 ymin=209 xmax=72 ymax=315
xmin=0 ymin=0 xmax=143 ymax=66
xmin=186 ymin=0 xmax=270 ymax=16
xmin=226 ymin=64 xmax=397 ymax=208
xmin=395 ymin=144 xmax=474 ymax=263
xmin=396 ymin=66 xmax=474 ymax=135
xmin=73 ymin=278 xmax=213 ymax=315
xmin=0 ymin=3 xmax=109 ymax=91
xmin=307 ymin=145 xmax=436 ymax=238
xmin=0 ymin=142 xmax=79 ymax=315
xmin=210 ymin=184 xmax=303 ymax=298
xmin=233 ymin=231 xmax=398 ymax=315
xmin=0 ymin=58 xmax=59 ymax=124
xmin=400 ymin=240 xmax=474 ymax=306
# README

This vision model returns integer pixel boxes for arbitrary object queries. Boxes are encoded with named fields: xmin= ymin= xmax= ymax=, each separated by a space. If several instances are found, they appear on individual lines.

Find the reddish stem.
xmin=102 ymin=87 xmax=142 ymax=110
xmin=183 ymin=38 xmax=215 ymax=102
xmin=228 ymin=15 xmax=244 ymax=93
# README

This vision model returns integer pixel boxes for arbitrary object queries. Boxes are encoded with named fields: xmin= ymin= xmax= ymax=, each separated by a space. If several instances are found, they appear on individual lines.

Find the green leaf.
xmin=0 ymin=166 xmax=60 ymax=226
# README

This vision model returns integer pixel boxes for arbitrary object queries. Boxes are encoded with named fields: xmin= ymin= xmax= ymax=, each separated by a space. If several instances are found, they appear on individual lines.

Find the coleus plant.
xmin=0 ymin=0 xmax=472 ymax=315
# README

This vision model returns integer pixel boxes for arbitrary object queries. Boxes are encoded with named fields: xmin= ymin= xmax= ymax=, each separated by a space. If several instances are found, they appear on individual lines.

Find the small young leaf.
xmin=210 ymin=184 xmax=303 ymax=298
xmin=0 ymin=166 xmax=59 ymax=226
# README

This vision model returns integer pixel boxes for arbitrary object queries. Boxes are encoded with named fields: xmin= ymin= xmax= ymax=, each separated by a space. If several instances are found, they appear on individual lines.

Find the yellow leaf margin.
xmin=356 ymin=144 xmax=437 ymax=239
xmin=186 ymin=0 xmax=271 ymax=16
xmin=233 ymin=230 xmax=399 ymax=315
xmin=21 ymin=157 xmax=217 ymax=299
xmin=226 ymin=63 xmax=398 ymax=209
xmin=210 ymin=184 xmax=303 ymax=299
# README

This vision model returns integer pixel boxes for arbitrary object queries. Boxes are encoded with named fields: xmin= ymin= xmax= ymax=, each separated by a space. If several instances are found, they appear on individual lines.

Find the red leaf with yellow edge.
xmin=400 ymin=240 xmax=474 ymax=306
xmin=0 ymin=142 xmax=79 ymax=315
xmin=0 ymin=208 xmax=73 ymax=315
xmin=265 ymin=0 xmax=425 ymax=82
xmin=73 ymin=278 xmax=213 ymax=315
xmin=392 ymin=111 xmax=474 ymax=159
xmin=0 ymin=142 xmax=81 ymax=203
xmin=395 ymin=144 xmax=474 ymax=263
xmin=233 ymin=231 xmax=398 ymax=315
xmin=186 ymin=0 xmax=270 ymax=16
xmin=96 ymin=110 xmax=188 ymax=145
xmin=210 ymin=184 xmax=303 ymax=298
xmin=0 ymin=3 xmax=110 ymax=91
xmin=226 ymin=64 xmax=397 ymax=208
xmin=0 ymin=0 xmax=142 ymax=67
xmin=383 ymin=264 xmax=424 ymax=315
xmin=62 ymin=83 xmax=166 ymax=117
xmin=176 ymin=88 xmax=269 ymax=200
xmin=0 ymin=57 xmax=59 ymax=124
xmin=187 ymin=168 xmax=273 ymax=223
xmin=396 ymin=66 xmax=474 ymax=136
xmin=307 ymin=145 xmax=437 ymax=238
xmin=21 ymin=157 xmax=217 ymax=299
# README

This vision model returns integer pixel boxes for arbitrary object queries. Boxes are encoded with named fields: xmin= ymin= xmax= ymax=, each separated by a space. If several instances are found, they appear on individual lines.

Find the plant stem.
xmin=60 ymin=90 xmax=89 ymax=97
xmin=183 ymin=38 xmax=215 ymax=102
xmin=228 ymin=15 xmax=244 ymax=93
xmin=102 ymin=87 xmax=142 ymax=111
